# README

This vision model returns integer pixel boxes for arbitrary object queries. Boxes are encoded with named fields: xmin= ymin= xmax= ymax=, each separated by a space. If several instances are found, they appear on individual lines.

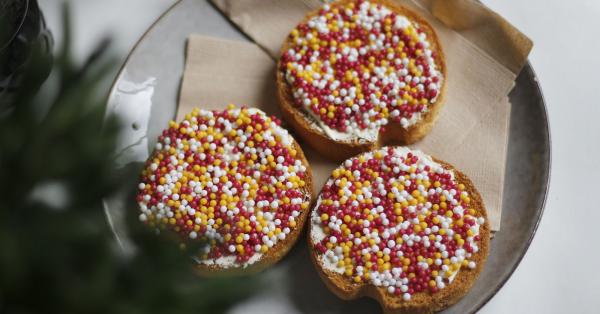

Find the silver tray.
xmin=104 ymin=1 xmax=550 ymax=313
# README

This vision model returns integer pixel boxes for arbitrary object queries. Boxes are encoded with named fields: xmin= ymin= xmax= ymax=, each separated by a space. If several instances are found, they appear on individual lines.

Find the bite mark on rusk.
xmin=137 ymin=105 xmax=313 ymax=275
xmin=277 ymin=0 xmax=446 ymax=161
xmin=308 ymin=147 xmax=489 ymax=313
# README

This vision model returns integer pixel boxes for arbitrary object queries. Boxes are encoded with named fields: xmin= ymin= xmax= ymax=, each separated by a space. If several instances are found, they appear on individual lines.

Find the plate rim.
xmin=104 ymin=1 xmax=552 ymax=312
xmin=472 ymin=63 xmax=551 ymax=312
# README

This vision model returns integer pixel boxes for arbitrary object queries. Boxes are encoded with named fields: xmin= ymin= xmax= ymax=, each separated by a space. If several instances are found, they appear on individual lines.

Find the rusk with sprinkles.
xmin=277 ymin=0 xmax=446 ymax=161
xmin=137 ymin=106 xmax=313 ymax=275
xmin=309 ymin=147 xmax=489 ymax=314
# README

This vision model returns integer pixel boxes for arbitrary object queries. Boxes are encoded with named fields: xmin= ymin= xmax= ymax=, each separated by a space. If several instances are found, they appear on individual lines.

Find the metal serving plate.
xmin=104 ymin=1 xmax=550 ymax=313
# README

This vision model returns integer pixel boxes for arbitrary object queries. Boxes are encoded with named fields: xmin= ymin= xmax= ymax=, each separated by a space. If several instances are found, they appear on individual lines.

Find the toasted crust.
xmin=277 ymin=0 xmax=447 ymax=162
xmin=195 ymin=140 xmax=314 ymax=276
xmin=308 ymin=153 xmax=490 ymax=314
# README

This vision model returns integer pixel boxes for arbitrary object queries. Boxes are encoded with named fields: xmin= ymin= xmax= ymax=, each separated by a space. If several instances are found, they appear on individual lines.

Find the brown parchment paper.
xmin=179 ymin=1 xmax=533 ymax=231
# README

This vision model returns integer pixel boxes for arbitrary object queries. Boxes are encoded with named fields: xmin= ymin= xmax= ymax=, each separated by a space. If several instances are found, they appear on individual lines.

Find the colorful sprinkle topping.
xmin=311 ymin=147 xmax=484 ymax=300
xmin=281 ymin=0 xmax=443 ymax=140
xmin=137 ymin=106 xmax=310 ymax=267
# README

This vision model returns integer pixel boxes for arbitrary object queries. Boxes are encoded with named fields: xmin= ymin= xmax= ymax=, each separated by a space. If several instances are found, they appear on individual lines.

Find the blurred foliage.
xmin=0 ymin=0 xmax=25 ymax=47
xmin=0 ymin=4 xmax=257 ymax=314
xmin=1 ymin=0 xmax=54 ymax=106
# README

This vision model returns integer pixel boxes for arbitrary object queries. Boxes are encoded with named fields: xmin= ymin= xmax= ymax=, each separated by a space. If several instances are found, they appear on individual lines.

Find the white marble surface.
xmin=38 ymin=0 xmax=600 ymax=313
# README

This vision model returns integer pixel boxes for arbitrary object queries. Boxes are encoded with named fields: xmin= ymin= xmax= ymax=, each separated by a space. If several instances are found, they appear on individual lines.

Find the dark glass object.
xmin=0 ymin=0 xmax=53 ymax=106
